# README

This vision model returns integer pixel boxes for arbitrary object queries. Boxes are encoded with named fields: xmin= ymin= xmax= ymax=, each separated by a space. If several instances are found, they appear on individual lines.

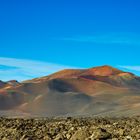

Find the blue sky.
xmin=0 ymin=0 xmax=140 ymax=81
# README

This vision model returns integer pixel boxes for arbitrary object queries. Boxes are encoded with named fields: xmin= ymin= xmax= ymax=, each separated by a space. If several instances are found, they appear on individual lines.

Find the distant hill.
xmin=1 ymin=65 xmax=140 ymax=117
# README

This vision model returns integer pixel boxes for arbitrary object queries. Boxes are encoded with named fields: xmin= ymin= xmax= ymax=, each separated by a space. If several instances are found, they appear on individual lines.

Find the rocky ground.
xmin=0 ymin=117 xmax=140 ymax=140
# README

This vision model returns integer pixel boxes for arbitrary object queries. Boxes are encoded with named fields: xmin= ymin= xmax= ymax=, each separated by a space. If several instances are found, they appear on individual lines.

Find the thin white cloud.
xmin=61 ymin=33 xmax=140 ymax=45
xmin=0 ymin=57 xmax=76 ymax=81
xmin=119 ymin=66 xmax=140 ymax=72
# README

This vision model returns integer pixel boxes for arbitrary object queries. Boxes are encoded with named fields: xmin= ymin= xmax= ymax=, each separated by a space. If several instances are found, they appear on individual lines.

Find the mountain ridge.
xmin=24 ymin=65 xmax=132 ymax=83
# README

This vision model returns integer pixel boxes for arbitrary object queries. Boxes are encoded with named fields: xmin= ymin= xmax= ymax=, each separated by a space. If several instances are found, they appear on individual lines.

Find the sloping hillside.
xmin=0 ymin=65 xmax=140 ymax=117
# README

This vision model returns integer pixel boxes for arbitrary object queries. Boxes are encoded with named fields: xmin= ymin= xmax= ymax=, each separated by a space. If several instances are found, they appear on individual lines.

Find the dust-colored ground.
xmin=0 ymin=117 xmax=140 ymax=140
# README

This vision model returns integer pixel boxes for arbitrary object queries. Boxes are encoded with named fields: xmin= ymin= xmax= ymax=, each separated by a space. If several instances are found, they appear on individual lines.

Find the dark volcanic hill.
xmin=1 ymin=65 xmax=140 ymax=117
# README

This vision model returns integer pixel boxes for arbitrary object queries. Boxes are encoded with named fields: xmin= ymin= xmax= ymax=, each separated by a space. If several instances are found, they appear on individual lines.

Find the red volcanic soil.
xmin=45 ymin=65 xmax=138 ymax=88
xmin=82 ymin=65 xmax=123 ymax=76
xmin=0 ymin=89 xmax=8 ymax=95
xmin=47 ymin=65 xmax=126 ymax=79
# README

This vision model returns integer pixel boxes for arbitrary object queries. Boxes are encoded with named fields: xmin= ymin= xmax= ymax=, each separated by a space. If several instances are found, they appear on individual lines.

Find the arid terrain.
xmin=0 ymin=117 xmax=140 ymax=140
xmin=0 ymin=66 xmax=140 ymax=139
xmin=0 ymin=65 xmax=140 ymax=117
xmin=1 ymin=0 xmax=139 ymax=139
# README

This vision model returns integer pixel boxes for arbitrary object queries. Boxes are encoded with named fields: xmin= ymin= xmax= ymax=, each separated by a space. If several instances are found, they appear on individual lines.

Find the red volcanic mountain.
xmin=1 ymin=65 xmax=140 ymax=117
